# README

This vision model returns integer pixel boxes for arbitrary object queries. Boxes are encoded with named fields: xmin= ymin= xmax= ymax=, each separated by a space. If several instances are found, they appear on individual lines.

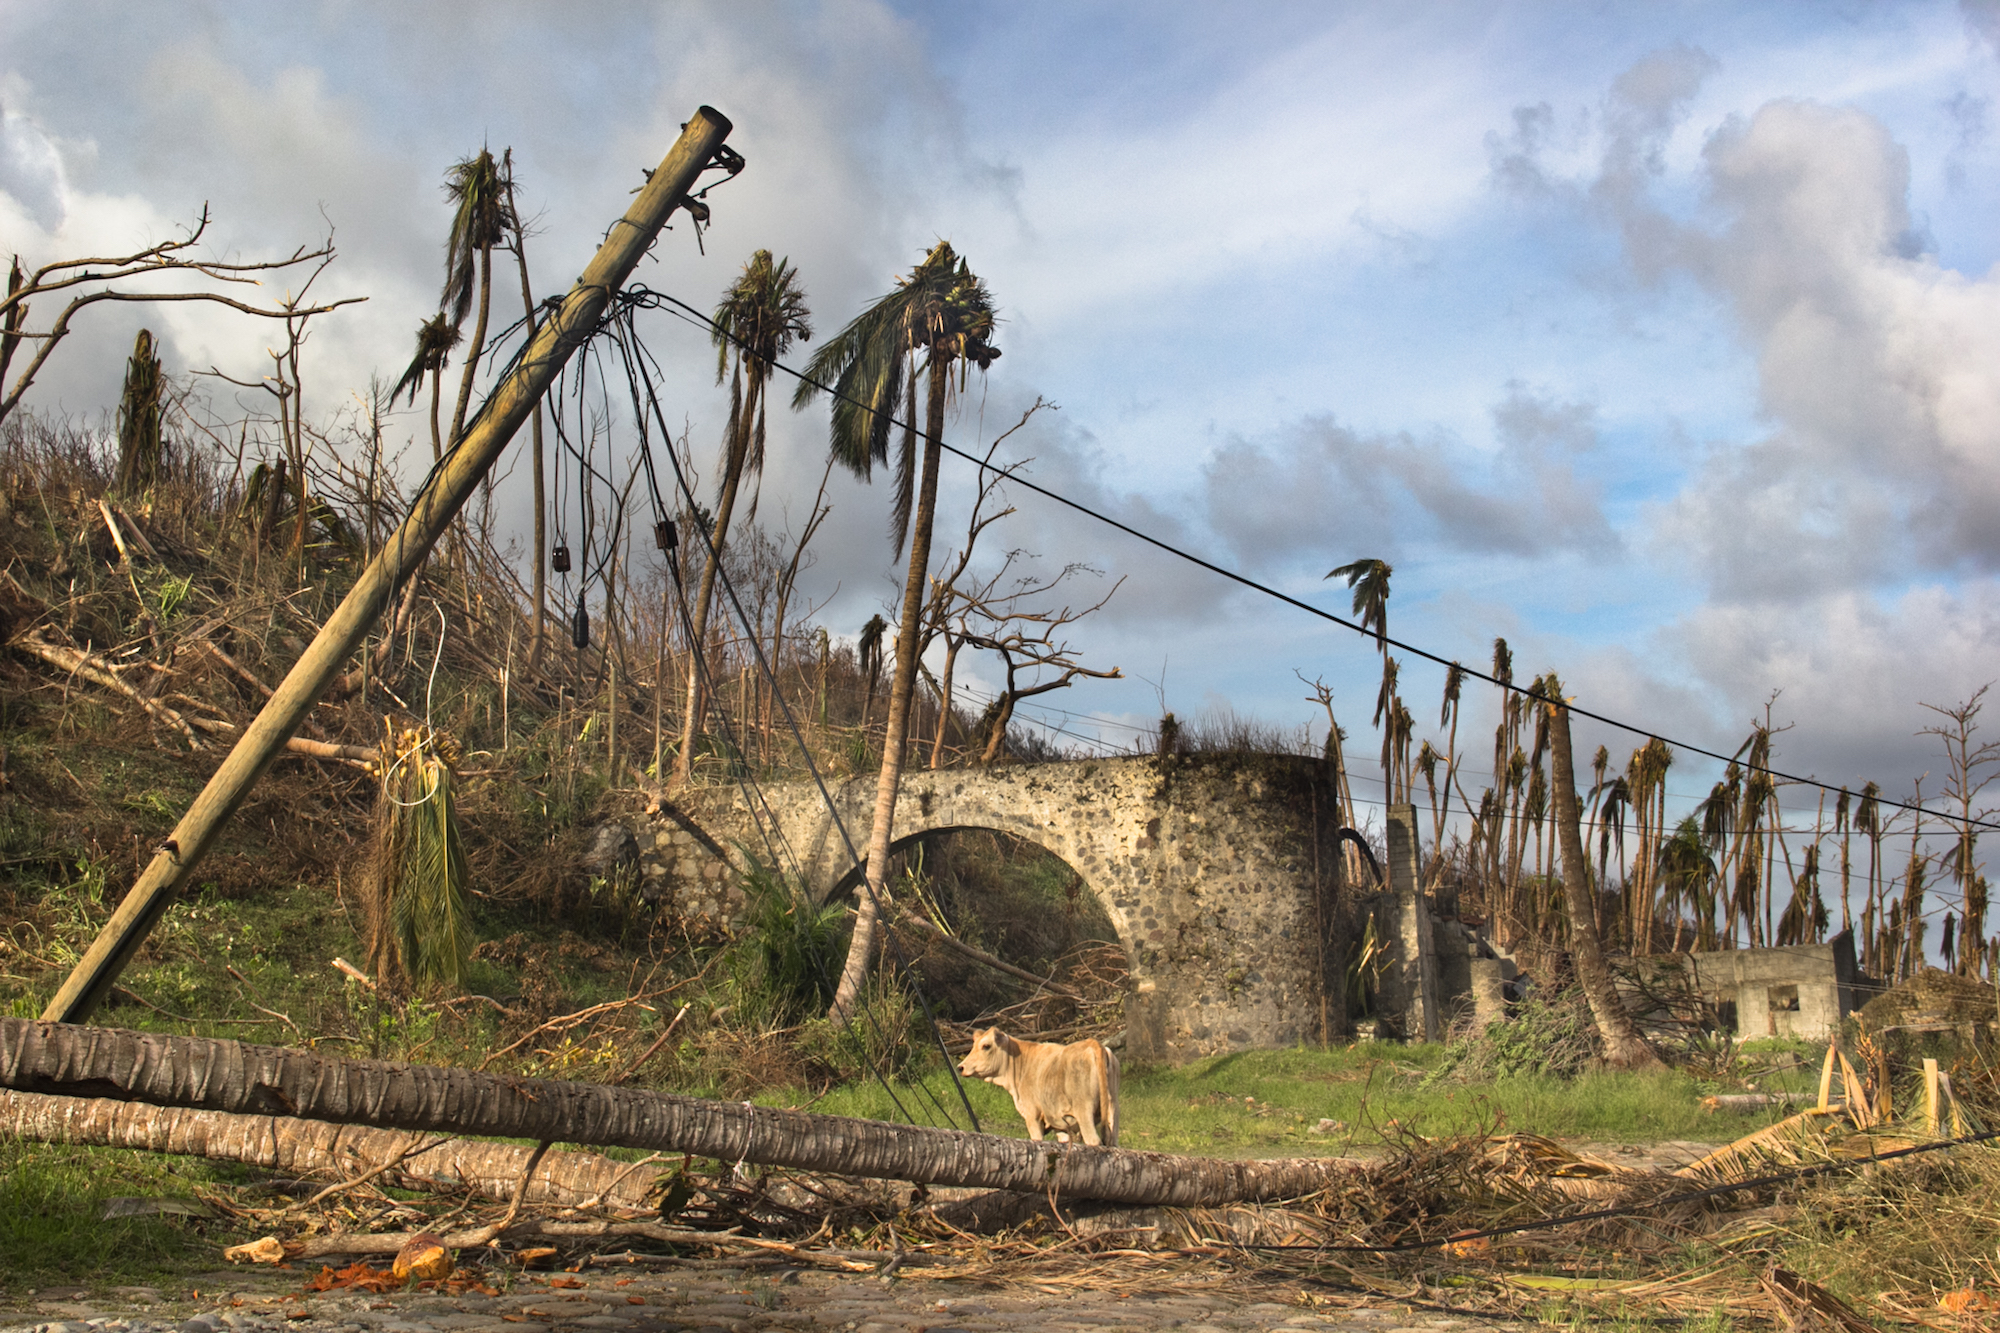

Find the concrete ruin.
xmin=1680 ymin=934 xmax=1862 ymax=1041
xmin=1355 ymin=806 xmax=1866 ymax=1044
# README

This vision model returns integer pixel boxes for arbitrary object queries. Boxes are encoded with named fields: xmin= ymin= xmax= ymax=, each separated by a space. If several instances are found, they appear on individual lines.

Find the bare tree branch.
xmin=1 ymin=207 xmax=365 ymax=427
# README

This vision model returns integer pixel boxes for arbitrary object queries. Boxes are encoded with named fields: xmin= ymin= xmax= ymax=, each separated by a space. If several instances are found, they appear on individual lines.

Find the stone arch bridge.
xmin=623 ymin=755 xmax=1376 ymax=1064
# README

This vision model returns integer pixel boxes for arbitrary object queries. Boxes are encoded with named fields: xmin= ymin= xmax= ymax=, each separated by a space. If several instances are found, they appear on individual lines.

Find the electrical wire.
xmin=608 ymin=301 xmax=982 ymax=1132
xmin=634 ymin=288 xmax=2000 ymax=837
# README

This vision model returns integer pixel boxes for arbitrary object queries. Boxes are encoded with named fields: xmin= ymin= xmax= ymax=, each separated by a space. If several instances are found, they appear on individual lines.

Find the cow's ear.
xmin=996 ymin=1031 xmax=1020 ymax=1056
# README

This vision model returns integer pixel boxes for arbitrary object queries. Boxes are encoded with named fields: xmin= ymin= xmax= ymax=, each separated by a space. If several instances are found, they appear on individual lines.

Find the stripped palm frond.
xmin=391 ymin=314 xmax=459 ymax=408
xmin=369 ymin=722 xmax=471 ymax=989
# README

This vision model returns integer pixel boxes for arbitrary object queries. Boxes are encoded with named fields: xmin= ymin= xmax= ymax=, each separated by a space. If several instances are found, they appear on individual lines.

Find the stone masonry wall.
xmin=621 ymin=754 xmax=1348 ymax=1065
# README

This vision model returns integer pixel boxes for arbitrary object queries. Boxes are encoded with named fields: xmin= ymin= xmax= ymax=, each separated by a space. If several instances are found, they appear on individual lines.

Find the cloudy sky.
xmin=7 ymin=0 xmax=2000 ymax=935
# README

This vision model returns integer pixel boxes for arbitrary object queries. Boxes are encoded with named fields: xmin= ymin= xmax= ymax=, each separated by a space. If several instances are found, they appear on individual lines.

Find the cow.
xmin=956 ymin=1026 xmax=1120 ymax=1147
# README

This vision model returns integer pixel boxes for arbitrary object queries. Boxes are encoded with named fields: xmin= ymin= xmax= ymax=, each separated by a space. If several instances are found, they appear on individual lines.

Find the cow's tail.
xmin=1099 ymin=1045 xmax=1121 ymax=1147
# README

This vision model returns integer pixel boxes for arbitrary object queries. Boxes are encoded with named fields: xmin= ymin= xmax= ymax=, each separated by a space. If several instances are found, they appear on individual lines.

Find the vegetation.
xmin=3 ymin=158 xmax=1999 ymax=1327
xmin=789 ymin=1039 xmax=1814 ymax=1154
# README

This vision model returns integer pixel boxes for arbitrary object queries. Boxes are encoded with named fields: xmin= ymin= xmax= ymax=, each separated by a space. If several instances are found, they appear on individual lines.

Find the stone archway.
xmin=650 ymin=754 xmax=1346 ymax=1065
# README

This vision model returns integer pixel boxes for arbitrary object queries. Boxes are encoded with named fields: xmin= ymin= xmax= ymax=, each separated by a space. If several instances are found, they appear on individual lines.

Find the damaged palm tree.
xmin=112 ymin=328 xmax=164 ymax=495
xmin=367 ymin=723 xmax=470 ymax=990
xmin=796 ymin=242 xmax=1000 ymax=1025
xmin=672 ymin=250 xmax=811 ymax=788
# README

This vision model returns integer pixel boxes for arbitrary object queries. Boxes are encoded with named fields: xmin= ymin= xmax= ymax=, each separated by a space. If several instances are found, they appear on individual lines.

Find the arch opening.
xmin=827 ymin=826 xmax=1128 ymax=1036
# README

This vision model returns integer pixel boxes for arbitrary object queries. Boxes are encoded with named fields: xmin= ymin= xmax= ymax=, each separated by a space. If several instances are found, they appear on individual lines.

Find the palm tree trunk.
xmin=671 ymin=372 xmax=760 ymax=790
xmin=428 ymin=366 xmax=443 ymax=463
xmin=829 ymin=359 xmax=948 ymax=1024
xmin=0 ymin=1019 xmax=1356 ymax=1207
xmin=0 ymin=1090 xmax=659 ymax=1210
xmin=450 ymin=247 xmax=494 ymax=448
xmin=444 ymin=246 xmax=495 ymax=592
xmin=1547 ymin=693 xmax=1661 ymax=1069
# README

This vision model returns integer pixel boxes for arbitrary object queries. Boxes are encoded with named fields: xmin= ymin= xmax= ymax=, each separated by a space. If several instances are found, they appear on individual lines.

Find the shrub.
xmin=1425 ymin=985 xmax=1601 ymax=1084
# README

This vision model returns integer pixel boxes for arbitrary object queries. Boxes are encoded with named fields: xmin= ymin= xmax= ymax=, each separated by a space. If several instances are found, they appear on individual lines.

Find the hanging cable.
xmin=438 ymin=286 xmax=952 ymax=1125
xmin=610 ymin=303 xmax=981 ymax=1132
xmin=621 ymin=327 xmax=971 ymax=1133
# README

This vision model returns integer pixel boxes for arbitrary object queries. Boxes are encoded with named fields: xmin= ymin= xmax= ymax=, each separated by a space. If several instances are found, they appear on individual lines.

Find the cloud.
xmin=1640 ymin=98 xmax=2000 ymax=596
xmin=1656 ymin=581 xmax=2000 ymax=788
xmin=0 ymin=99 xmax=66 ymax=232
xmin=1966 ymin=0 xmax=2000 ymax=58
xmin=1201 ymin=383 xmax=1617 ymax=569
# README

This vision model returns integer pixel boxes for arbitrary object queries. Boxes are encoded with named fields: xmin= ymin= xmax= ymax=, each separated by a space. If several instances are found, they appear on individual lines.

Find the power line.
xmin=635 ymin=288 xmax=2000 ymax=836
xmin=609 ymin=303 xmax=982 ymax=1133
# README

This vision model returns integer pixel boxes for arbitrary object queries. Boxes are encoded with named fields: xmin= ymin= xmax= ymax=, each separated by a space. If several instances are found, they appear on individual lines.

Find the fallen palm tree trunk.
xmin=0 ymin=1018 xmax=1359 ymax=1206
xmin=0 ymin=1089 xmax=661 ymax=1209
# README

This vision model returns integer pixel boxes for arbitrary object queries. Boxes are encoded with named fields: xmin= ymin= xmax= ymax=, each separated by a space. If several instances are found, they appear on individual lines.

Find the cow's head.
xmin=956 ymin=1026 xmax=1019 ymax=1080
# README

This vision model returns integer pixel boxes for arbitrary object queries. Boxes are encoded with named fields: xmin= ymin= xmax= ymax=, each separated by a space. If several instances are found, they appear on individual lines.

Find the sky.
xmin=6 ymin=0 xmax=2000 ymax=943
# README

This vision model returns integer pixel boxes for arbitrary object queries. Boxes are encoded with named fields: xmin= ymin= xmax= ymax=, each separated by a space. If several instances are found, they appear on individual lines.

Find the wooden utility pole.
xmin=43 ymin=108 xmax=735 ymax=1025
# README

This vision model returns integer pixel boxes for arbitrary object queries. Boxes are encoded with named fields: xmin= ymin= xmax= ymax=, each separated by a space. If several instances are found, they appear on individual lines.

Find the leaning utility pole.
xmin=43 ymin=108 xmax=735 ymax=1025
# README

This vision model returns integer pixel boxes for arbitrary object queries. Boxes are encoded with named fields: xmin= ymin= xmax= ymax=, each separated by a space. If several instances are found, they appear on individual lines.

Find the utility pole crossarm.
xmin=42 ymin=107 xmax=735 ymax=1025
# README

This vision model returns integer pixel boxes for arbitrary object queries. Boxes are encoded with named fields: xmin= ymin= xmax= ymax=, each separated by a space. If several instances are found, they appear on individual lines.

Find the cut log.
xmin=0 ymin=1089 xmax=661 ymax=1208
xmin=1700 ymin=1092 xmax=1816 ymax=1114
xmin=0 ymin=1018 xmax=1358 ymax=1206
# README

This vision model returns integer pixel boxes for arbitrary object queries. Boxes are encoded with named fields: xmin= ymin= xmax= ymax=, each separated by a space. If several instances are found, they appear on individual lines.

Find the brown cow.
xmin=956 ymin=1027 xmax=1120 ymax=1146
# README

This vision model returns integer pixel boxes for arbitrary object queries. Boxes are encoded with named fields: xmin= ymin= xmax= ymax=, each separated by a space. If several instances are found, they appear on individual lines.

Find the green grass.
xmin=0 ymin=1139 xmax=253 ymax=1289
xmin=758 ymin=1043 xmax=1815 ymax=1152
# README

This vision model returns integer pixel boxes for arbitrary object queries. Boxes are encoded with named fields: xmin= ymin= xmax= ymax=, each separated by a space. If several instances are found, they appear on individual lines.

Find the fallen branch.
xmin=477 ymin=993 xmax=665 ymax=1072
xmin=13 ymin=633 xmax=200 ymax=748
xmin=611 ymin=1003 xmax=691 ymax=1086
xmin=293 ymin=1218 xmax=882 ymax=1269
xmin=892 ymin=912 xmax=1079 ymax=1001
xmin=280 ymin=735 xmax=377 ymax=765
xmin=201 ymin=638 xmax=274 ymax=699
xmin=108 ymin=503 xmax=160 ymax=561
xmin=285 ymin=1131 xmax=450 ymax=1215
xmin=97 ymin=499 xmax=139 ymax=565
xmin=183 ymin=716 xmax=373 ymax=766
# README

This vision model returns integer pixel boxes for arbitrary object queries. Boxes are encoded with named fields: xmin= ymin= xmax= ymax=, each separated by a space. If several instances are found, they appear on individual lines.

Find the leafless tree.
xmin=1919 ymin=684 xmax=2000 ymax=976
xmin=913 ymin=401 xmax=1120 ymax=766
xmin=1 ymin=207 xmax=363 ymax=428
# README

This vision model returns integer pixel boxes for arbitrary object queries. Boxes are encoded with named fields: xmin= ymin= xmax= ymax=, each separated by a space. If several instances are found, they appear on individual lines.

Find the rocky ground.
xmin=2 ymin=1263 xmax=1516 ymax=1333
